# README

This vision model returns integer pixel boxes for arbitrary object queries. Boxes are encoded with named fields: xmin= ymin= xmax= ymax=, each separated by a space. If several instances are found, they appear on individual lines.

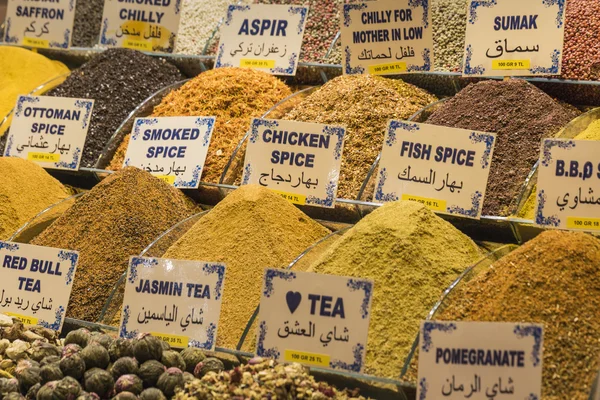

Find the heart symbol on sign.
xmin=286 ymin=291 xmax=302 ymax=314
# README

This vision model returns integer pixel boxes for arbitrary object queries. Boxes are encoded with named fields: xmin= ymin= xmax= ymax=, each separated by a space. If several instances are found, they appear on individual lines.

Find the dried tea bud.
xmin=156 ymin=368 xmax=184 ymax=398
xmin=84 ymin=369 xmax=114 ymax=399
xmin=179 ymin=347 xmax=205 ymax=373
xmin=133 ymin=334 xmax=163 ymax=363
xmin=108 ymin=339 xmax=133 ymax=363
xmin=138 ymin=360 xmax=166 ymax=388
xmin=3 ymin=392 xmax=25 ymax=400
xmin=139 ymin=388 xmax=166 ymax=400
xmin=60 ymin=353 xmax=86 ymax=380
xmin=113 ymin=392 xmax=138 ymax=400
xmin=159 ymin=341 xmax=170 ymax=351
xmin=0 ymin=339 xmax=11 ymax=355
xmin=62 ymin=344 xmax=82 ymax=359
xmin=5 ymin=340 xmax=29 ymax=361
xmin=182 ymin=372 xmax=194 ymax=384
xmin=40 ymin=356 xmax=60 ymax=367
xmin=65 ymin=329 xmax=91 ymax=348
xmin=30 ymin=343 xmax=61 ymax=362
xmin=193 ymin=357 xmax=224 ymax=378
xmin=36 ymin=381 xmax=58 ymax=400
xmin=76 ymin=392 xmax=100 ymax=400
xmin=15 ymin=360 xmax=41 ymax=392
xmin=40 ymin=363 xmax=63 ymax=384
xmin=89 ymin=334 xmax=113 ymax=350
xmin=0 ymin=377 xmax=19 ymax=395
xmin=110 ymin=357 xmax=139 ymax=380
xmin=84 ymin=368 xmax=104 ymax=381
xmin=160 ymin=350 xmax=185 ymax=371
xmin=25 ymin=382 xmax=40 ymax=400
xmin=80 ymin=344 xmax=110 ymax=370
xmin=114 ymin=374 xmax=143 ymax=395
xmin=55 ymin=376 xmax=82 ymax=400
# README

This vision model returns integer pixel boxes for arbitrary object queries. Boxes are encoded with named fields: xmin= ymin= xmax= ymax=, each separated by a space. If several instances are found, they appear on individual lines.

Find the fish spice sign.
xmin=462 ymin=0 xmax=566 ymax=77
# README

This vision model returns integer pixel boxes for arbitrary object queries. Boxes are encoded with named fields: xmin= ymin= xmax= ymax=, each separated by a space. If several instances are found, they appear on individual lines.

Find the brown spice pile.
xmin=431 ymin=231 xmax=600 ymax=399
xmin=31 ymin=167 xmax=198 ymax=322
xmin=283 ymin=75 xmax=437 ymax=199
xmin=425 ymin=79 xmax=578 ymax=216
xmin=162 ymin=185 xmax=330 ymax=349
xmin=107 ymin=68 xmax=292 ymax=182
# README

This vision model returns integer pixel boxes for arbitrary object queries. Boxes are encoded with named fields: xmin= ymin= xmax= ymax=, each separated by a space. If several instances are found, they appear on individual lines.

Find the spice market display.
xmin=2 ymin=0 xmax=600 ymax=398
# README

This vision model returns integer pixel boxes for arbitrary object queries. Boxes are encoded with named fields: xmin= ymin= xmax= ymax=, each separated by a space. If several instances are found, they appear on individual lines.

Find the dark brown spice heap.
xmin=425 ymin=79 xmax=578 ymax=216
xmin=71 ymin=0 xmax=104 ymax=47
xmin=428 ymin=230 xmax=600 ymax=399
xmin=31 ymin=167 xmax=198 ymax=322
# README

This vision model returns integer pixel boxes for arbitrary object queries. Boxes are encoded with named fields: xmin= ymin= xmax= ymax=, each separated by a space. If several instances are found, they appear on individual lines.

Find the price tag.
xmin=374 ymin=121 xmax=496 ymax=219
xmin=241 ymin=119 xmax=346 ymax=208
xmin=417 ymin=321 xmax=543 ymax=399
xmin=3 ymin=0 xmax=77 ymax=48
xmin=534 ymin=139 xmax=600 ymax=232
xmin=215 ymin=5 xmax=308 ymax=76
xmin=0 ymin=241 xmax=79 ymax=332
xmin=119 ymin=257 xmax=226 ymax=350
xmin=4 ymin=96 xmax=94 ymax=171
xmin=341 ymin=0 xmax=433 ymax=75
xmin=122 ymin=116 xmax=215 ymax=189
xmin=99 ymin=0 xmax=183 ymax=53
xmin=462 ymin=0 xmax=566 ymax=77
xmin=257 ymin=269 xmax=373 ymax=373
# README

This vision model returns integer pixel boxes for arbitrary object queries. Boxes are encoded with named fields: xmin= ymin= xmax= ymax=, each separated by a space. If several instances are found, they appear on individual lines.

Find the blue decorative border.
xmin=39 ymin=306 xmax=65 ymax=331
xmin=0 ymin=242 xmax=20 ymax=252
xmin=535 ymin=189 xmax=560 ymax=227
xmin=189 ymin=323 xmax=216 ymax=350
xmin=69 ymin=0 xmax=75 ymax=12
xmin=256 ymin=320 xmax=280 ymax=359
xmin=195 ymin=117 xmax=215 ymax=147
xmin=242 ymin=163 xmax=252 ymax=185
xmin=387 ymin=121 xmax=420 ymax=147
xmin=214 ymin=44 xmax=233 ymax=68
xmin=525 ymin=394 xmax=539 ymax=400
xmin=203 ymin=263 xmax=225 ymax=300
xmin=420 ymin=321 xmax=457 ymax=352
xmin=119 ymin=305 xmax=139 ymax=339
xmin=4 ymin=135 xmax=14 ymax=157
xmin=54 ymin=147 xmax=81 ymax=170
xmin=408 ymin=0 xmax=429 ymax=28
xmin=74 ymin=100 xmax=94 ymax=129
xmin=469 ymin=132 xmax=495 ymax=168
xmin=3 ymin=18 xmax=19 ymax=43
xmin=322 ymin=125 xmax=345 ymax=161
xmin=288 ymin=6 xmax=308 ymax=35
xmin=57 ymin=250 xmax=78 ymax=286
xmin=174 ymin=165 xmax=202 ymax=189
xmin=49 ymin=28 xmax=71 ymax=49
xmin=100 ymin=18 xmax=117 ymax=46
xmin=419 ymin=378 xmax=428 ymax=400
xmin=269 ymin=53 xmax=298 ymax=76
xmin=225 ymin=5 xmax=250 ymax=25
xmin=15 ymin=96 xmax=40 ymax=118
xmin=407 ymin=48 xmax=432 ymax=72
xmin=447 ymin=191 xmax=483 ymax=218
xmin=344 ymin=46 xmax=365 ymax=75
xmin=343 ymin=4 xmax=367 ymax=27
xmin=132 ymin=118 xmax=158 ymax=141
xmin=263 ymin=270 xmax=296 ymax=297
xmin=175 ymin=0 xmax=182 ymax=14
xmin=374 ymin=168 xmax=399 ymax=202
xmin=128 ymin=257 xmax=159 ymax=284
xmin=329 ymin=343 xmax=365 ymax=372
xmin=514 ymin=324 xmax=543 ymax=367
xmin=250 ymin=119 xmax=279 ymax=143
xmin=347 ymin=279 xmax=373 ymax=319
xmin=529 ymin=49 xmax=561 ymax=75
xmin=306 ymin=180 xmax=337 ymax=208
xmin=468 ymin=0 xmax=497 ymax=24
xmin=542 ymin=0 xmax=566 ymax=28
xmin=541 ymin=139 xmax=575 ymax=167
xmin=463 ymin=44 xmax=485 ymax=75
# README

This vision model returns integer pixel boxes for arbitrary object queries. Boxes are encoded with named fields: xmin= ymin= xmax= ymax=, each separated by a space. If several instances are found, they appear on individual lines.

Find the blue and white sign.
xmin=257 ymin=269 xmax=373 ymax=373
xmin=341 ymin=0 xmax=433 ymax=75
xmin=215 ymin=5 xmax=309 ymax=76
xmin=4 ymin=95 xmax=94 ymax=171
xmin=119 ymin=257 xmax=226 ymax=350
xmin=417 ymin=321 xmax=543 ymax=399
xmin=241 ymin=118 xmax=346 ymax=208
xmin=3 ymin=0 xmax=77 ymax=48
xmin=122 ymin=116 xmax=215 ymax=189
xmin=462 ymin=0 xmax=566 ymax=77
xmin=0 ymin=241 xmax=79 ymax=332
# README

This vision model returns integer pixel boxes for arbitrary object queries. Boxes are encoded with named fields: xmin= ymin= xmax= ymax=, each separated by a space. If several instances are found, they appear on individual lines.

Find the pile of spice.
xmin=519 ymin=118 xmax=600 ymax=219
xmin=176 ymin=357 xmax=365 ymax=399
xmin=0 ymin=49 xmax=185 ymax=168
xmin=425 ymin=79 xmax=578 ymax=216
xmin=308 ymin=200 xmax=482 ymax=378
xmin=282 ymin=75 xmax=437 ymax=199
xmin=432 ymin=0 xmax=466 ymax=72
xmin=0 ymin=158 xmax=70 ymax=240
xmin=31 ymin=167 xmax=198 ymax=322
xmin=71 ymin=0 xmax=104 ymax=47
xmin=162 ymin=185 xmax=330 ymax=349
xmin=429 ymin=230 xmax=600 ymax=399
xmin=0 ymin=47 xmax=69 ymax=135
xmin=561 ymin=0 xmax=600 ymax=80
xmin=107 ymin=67 xmax=292 ymax=182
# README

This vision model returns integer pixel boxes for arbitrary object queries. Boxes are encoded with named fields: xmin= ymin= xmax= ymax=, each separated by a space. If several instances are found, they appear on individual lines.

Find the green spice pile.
xmin=309 ymin=200 xmax=481 ymax=378
xmin=31 ymin=167 xmax=198 ymax=322
xmin=176 ymin=357 xmax=366 ymax=399
xmin=0 ymin=158 xmax=70 ymax=240
xmin=431 ymin=230 xmax=600 ymax=399
xmin=163 ymin=185 xmax=330 ymax=349
xmin=283 ymin=75 xmax=437 ymax=199
xmin=425 ymin=79 xmax=578 ymax=216
xmin=108 ymin=68 xmax=292 ymax=182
